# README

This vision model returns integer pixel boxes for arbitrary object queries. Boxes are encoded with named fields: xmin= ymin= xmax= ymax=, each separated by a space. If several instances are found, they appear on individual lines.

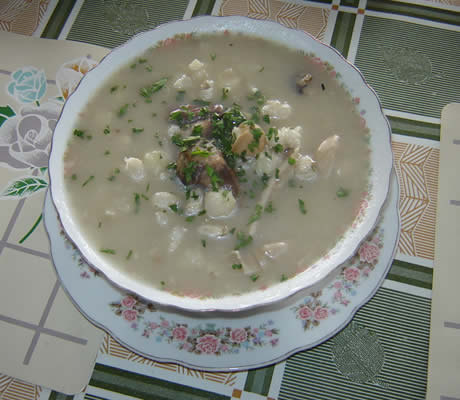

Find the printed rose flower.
xmin=358 ymin=241 xmax=380 ymax=264
xmin=0 ymin=102 xmax=61 ymax=169
xmin=161 ymin=319 xmax=170 ymax=328
xmin=149 ymin=322 xmax=158 ymax=329
xmin=172 ymin=326 xmax=188 ymax=341
xmin=8 ymin=67 xmax=47 ymax=104
xmin=121 ymin=296 xmax=136 ymax=308
xmin=344 ymin=267 xmax=360 ymax=282
xmin=122 ymin=309 xmax=138 ymax=322
xmin=265 ymin=330 xmax=273 ymax=337
xmin=56 ymin=57 xmax=98 ymax=100
xmin=298 ymin=306 xmax=313 ymax=320
xmin=231 ymin=328 xmax=248 ymax=343
xmin=314 ymin=307 xmax=329 ymax=320
xmin=333 ymin=281 xmax=343 ymax=289
xmin=196 ymin=334 xmax=219 ymax=354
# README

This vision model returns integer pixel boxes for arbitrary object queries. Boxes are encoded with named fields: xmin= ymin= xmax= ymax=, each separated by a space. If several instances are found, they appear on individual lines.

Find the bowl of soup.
xmin=49 ymin=16 xmax=393 ymax=312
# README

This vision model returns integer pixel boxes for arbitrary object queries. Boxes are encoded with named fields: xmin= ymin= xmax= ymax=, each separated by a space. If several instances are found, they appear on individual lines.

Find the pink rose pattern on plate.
xmin=110 ymin=295 xmax=156 ymax=328
xmin=292 ymin=228 xmax=384 ymax=330
xmin=141 ymin=317 xmax=279 ymax=355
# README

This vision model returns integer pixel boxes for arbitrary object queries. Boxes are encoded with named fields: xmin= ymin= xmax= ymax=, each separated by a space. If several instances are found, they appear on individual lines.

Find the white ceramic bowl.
xmin=49 ymin=16 xmax=393 ymax=312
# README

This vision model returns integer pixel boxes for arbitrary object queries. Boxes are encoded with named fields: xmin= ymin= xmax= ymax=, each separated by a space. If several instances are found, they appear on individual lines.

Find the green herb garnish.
xmin=183 ymin=161 xmax=197 ymax=184
xmin=222 ymin=87 xmax=230 ymax=100
xmin=185 ymin=216 xmax=195 ymax=222
xmin=126 ymin=250 xmax=133 ymax=260
xmin=206 ymin=165 xmax=222 ymax=191
xmin=71 ymin=174 xmax=77 ymax=181
xmin=118 ymin=103 xmax=129 ymax=117
xmin=232 ymin=263 xmax=242 ymax=270
xmin=248 ymin=204 xmax=263 ymax=225
xmin=264 ymin=201 xmax=275 ymax=213
xmin=103 ymin=125 xmax=111 ymax=135
xmin=288 ymin=157 xmax=296 ymax=165
xmin=192 ymin=99 xmax=211 ymax=107
xmin=250 ymin=273 xmax=259 ymax=282
xmin=169 ymin=204 xmax=179 ymax=213
xmin=100 ymin=248 xmax=116 ymax=254
xmin=139 ymin=77 xmax=168 ymax=100
xmin=132 ymin=127 xmax=144 ymax=134
xmin=275 ymin=168 xmax=280 ymax=179
xmin=110 ymin=85 xmax=119 ymax=93
xmin=82 ymin=175 xmax=94 ymax=187
xmin=191 ymin=124 xmax=203 ymax=136
xmin=273 ymin=144 xmax=283 ymax=153
xmin=73 ymin=129 xmax=85 ymax=138
xmin=336 ymin=187 xmax=350 ymax=198
xmin=210 ymin=53 xmax=216 ymax=61
xmin=234 ymin=231 xmax=253 ymax=250
xmin=201 ymin=239 xmax=206 ymax=248
xmin=281 ymin=274 xmax=288 ymax=282
xmin=298 ymin=199 xmax=307 ymax=215
xmin=263 ymin=114 xmax=270 ymax=124
xmin=190 ymin=149 xmax=210 ymax=157
xmin=176 ymin=90 xmax=186 ymax=101
xmin=134 ymin=193 xmax=140 ymax=213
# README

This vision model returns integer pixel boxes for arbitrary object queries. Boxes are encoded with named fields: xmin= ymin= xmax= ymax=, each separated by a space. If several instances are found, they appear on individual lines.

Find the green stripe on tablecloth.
xmin=89 ymin=364 xmax=229 ymax=400
xmin=278 ymin=287 xmax=430 ymax=400
xmin=354 ymin=15 xmax=460 ymax=119
xmin=388 ymin=115 xmax=440 ymax=140
xmin=340 ymin=0 xmax=360 ymax=7
xmin=244 ymin=365 xmax=275 ymax=395
xmin=330 ymin=12 xmax=356 ymax=58
xmin=40 ymin=0 xmax=78 ymax=39
xmin=49 ymin=392 xmax=74 ymax=400
xmin=308 ymin=0 xmax=334 ymax=4
xmin=387 ymin=260 xmax=433 ymax=289
xmin=66 ymin=0 xmax=189 ymax=49
xmin=367 ymin=0 xmax=460 ymax=26
xmin=192 ymin=0 xmax=216 ymax=16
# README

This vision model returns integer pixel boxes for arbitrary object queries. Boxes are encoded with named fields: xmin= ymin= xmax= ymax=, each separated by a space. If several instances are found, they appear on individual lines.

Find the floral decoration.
xmin=110 ymin=295 xmax=156 ymax=328
xmin=56 ymin=57 xmax=98 ymax=100
xmin=292 ymin=292 xmax=338 ymax=331
xmin=142 ymin=317 xmax=279 ymax=355
xmin=7 ymin=67 xmax=47 ymax=104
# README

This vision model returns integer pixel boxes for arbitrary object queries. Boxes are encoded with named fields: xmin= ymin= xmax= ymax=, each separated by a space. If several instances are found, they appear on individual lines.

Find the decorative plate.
xmin=48 ymin=15 xmax=394 ymax=312
xmin=43 ymin=174 xmax=399 ymax=371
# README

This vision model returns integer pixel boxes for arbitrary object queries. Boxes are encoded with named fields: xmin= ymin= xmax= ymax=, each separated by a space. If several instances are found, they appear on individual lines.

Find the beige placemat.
xmin=0 ymin=31 xmax=109 ymax=394
xmin=427 ymin=103 xmax=460 ymax=400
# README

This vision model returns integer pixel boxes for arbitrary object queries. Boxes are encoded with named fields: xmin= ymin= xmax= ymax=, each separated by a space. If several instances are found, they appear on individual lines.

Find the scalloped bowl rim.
xmin=49 ymin=16 xmax=393 ymax=313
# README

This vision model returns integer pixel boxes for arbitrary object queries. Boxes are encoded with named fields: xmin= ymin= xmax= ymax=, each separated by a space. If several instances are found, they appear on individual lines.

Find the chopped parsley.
xmin=298 ymin=199 xmax=307 ymax=215
xmin=264 ymin=201 xmax=275 ymax=213
xmin=273 ymin=143 xmax=283 ymax=153
xmin=126 ymin=250 xmax=133 ymax=260
xmin=110 ymin=85 xmax=119 ymax=93
xmin=206 ymin=165 xmax=223 ymax=191
xmin=139 ymin=77 xmax=168 ymax=100
xmin=185 ymin=216 xmax=195 ymax=222
xmin=222 ymin=87 xmax=230 ymax=100
xmin=259 ymin=66 xmax=265 ymax=72
xmin=261 ymin=173 xmax=270 ymax=187
xmin=281 ymin=274 xmax=288 ymax=282
xmin=191 ymin=124 xmax=203 ymax=136
xmin=138 ymin=58 xmax=147 ymax=64
xmin=262 ymin=114 xmax=270 ymax=124
xmin=248 ymin=204 xmax=263 ymax=225
xmin=210 ymin=53 xmax=216 ymax=61
xmin=336 ymin=187 xmax=350 ymax=198
xmin=247 ymin=89 xmax=265 ymax=105
xmin=288 ymin=157 xmax=296 ymax=165
xmin=71 ymin=173 xmax=77 ymax=181
xmin=267 ymin=127 xmax=277 ymax=141
xmin=167 ymin=162 xmax=177 ymax=170
xmin=100 ymin=248 xmax=116 ymax=254
xmin=169 ymin=204 xmax=179 ymax=213
xmin=229 ymin=227 xmax=236 ymax=234
xmin=234 ymin=231 xmax=253 ymax=250
xmin=82 ymin=175 xmax=94 ymax=187
xmin=190 ymin=149 xmax=210 ymax=157
xmin=134 ymin=193 xmax=141 ymax=213
xmin=117 ymin=103 xmax=129 ymax=117
xmin=183 ymin=161 xmax=198 ymax=184
xmin=73 ymin=129 xmax=85 ymax=138
xmin=198 ymin=210 xmax=206 ymax=216
xmin=103 ymin=125 xmax=111 ymax=135
xmin=232 ymin=263 xmax=242 ymax=270
xmin=132 ymin=127 xmax=144 ymax=134
xmin=201 ymin=239 xmax=206 ymax=248
xmin=275 ymin=168 xmax=280 ymax=179
xmin=250 ymin=273 xmax=259 ymax=282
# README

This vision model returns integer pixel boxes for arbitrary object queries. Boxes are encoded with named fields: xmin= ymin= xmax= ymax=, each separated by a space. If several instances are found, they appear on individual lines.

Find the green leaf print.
xmin=0 ymin=105 xmax=16 ymax=127
xmin=1 ymin=176 xmax=48 ymax=198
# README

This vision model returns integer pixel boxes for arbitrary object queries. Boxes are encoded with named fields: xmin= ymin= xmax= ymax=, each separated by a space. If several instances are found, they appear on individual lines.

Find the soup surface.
xmin=63 ymin=33 xmax=370 ymax=298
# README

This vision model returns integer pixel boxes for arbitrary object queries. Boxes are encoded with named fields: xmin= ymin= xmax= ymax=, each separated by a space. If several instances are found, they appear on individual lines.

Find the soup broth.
xmin=63 ymin=33 xmax=370 ymax=298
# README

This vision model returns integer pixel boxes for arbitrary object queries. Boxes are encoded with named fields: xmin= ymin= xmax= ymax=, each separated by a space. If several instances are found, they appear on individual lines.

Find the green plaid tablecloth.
xmin=0 ymin=1 xmax=459 ymax=399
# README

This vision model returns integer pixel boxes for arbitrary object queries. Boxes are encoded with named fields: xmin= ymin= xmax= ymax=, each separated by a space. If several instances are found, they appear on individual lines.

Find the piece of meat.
xmin=176 ymin=140 xmax=239 ymax=196
xmin=169 ymin=104 xmax=224 ymax=126
xmin=296 ymin=73 xmax=312 ymax=94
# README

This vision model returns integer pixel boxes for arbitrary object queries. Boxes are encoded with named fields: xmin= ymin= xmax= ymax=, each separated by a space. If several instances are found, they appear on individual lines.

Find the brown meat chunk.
xmin=176 ymin=140 xmax=239 ymax=196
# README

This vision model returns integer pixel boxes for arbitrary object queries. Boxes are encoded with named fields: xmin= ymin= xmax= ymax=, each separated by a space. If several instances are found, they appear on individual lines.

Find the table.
xmin=0 ymin=1 xmax=459 ymax=399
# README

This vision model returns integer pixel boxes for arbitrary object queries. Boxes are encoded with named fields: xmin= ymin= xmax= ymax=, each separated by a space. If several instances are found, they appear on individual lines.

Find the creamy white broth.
xmin=63 ymin=33 xmax=369 ymax=297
